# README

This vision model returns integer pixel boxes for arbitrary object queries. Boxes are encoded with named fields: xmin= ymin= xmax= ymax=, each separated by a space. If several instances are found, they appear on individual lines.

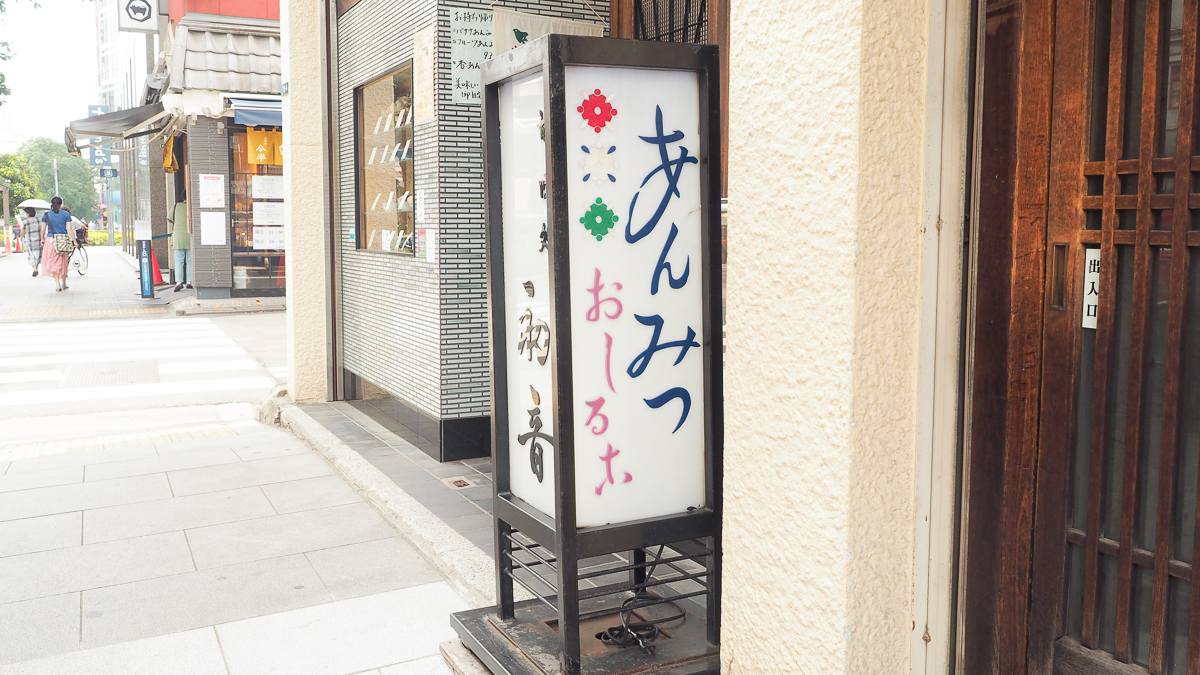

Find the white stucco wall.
xmin=723 ymin=0 xmax=928 ymax=671
xmin=281 ymin=0 xmax=331 ymax=403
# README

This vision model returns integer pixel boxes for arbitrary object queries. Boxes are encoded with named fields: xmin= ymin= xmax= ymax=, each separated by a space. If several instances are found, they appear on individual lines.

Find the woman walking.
xmin=40 ymin=197 xmax=75 ymax=291
xmin=18 ymin=207 xmax=42 ymax=277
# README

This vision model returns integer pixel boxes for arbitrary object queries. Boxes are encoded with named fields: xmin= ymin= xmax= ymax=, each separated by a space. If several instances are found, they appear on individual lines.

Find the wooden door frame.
xmin=957 ymin=0 xmax=1056 ymax=671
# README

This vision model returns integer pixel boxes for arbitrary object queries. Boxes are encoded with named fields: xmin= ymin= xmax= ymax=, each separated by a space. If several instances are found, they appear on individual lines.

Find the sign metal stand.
xmin=452 ymin=35 xmax=722 ymax=675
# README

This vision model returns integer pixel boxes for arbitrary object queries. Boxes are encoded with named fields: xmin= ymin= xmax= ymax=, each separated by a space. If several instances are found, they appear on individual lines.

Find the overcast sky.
xmin=0 ymin=0 xmax=100 ymax=154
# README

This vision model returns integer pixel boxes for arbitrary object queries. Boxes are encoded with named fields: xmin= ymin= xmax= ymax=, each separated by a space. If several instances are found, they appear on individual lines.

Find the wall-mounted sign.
xmin=252 ymin=226 xmax=285 ymax=250
xmin=197 ymin=174 xmax=225 ymax=208
xmin=251 ymin=175 xmax=285 ymax=200
xmin=117 ymin=0 xmax=158 ymax=33
xmin=199 ymin=211 xmax=226 ymax=246
xmin=252 ymin=201 xmax=285 ymax=226
xmin=491 ymin=8 xmax=603 ymax=53
xmin=99 ymin=168 xmax=119 ymax=178
xmin=450 ymin=9 xmax=492 ymax=104
xmin=1082 ymin=247 xmax=1101 ymax=329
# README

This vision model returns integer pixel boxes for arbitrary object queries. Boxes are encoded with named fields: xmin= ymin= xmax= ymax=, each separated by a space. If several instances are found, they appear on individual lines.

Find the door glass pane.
xmin=1157 ymin=0 xmax=1183 ymax=157
xmin=1104 ymin=246 xmax=1137 ymax=536
xmin=1132 ymin=563 xmax=1154 ymax=666
xmin=1136 ymin=247 xmax=1173 ymax=549
xmin=1099 ymin=553 xmax=1121 ymax=651
xmin=1122 ymin=0 xmax=1148 ymax=160
xmin=1166 ymin=577 xmax=1191 ymax=674
xmin=1175 ymin=251 xmax=1200 ymax=563
xmin=1091 ymin=0 xmax=1114 ymax=161
xmin=1073 ymin=289 xmax=1099 ymax=529
xmin=1065 ymin=543 xmax=1087 ymax=640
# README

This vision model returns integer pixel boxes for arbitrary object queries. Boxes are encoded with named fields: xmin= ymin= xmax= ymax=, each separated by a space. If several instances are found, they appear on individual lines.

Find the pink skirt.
xmin=40 ymin=242 xmax=70 ymax=277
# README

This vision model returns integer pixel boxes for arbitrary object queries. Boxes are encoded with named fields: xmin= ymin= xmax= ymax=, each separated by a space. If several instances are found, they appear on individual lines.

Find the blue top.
xmin=42 ymin=209 xmax=72 ymax=235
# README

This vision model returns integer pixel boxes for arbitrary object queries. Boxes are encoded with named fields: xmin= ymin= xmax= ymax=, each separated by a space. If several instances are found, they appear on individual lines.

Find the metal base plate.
xmin=452 ymin=597 xmax=719 ymax=675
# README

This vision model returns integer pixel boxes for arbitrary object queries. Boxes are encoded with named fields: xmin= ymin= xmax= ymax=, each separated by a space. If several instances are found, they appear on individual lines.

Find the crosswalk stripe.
xmin=0 ymin=370 xmax=62 ymax=384
xmin=7 ymin=338 xmax=236 ymax=356
xmin=158 ymin=359 xmax=262 ymax=374
xmin=0 ymin=424 xmax=238 ymax=461
xmin=0 ymin=376 xmax=276 ymax=407
xmin=8 ymin=330 xmax=226 ymax=347
xmin=0 ymin=318 xmax=214 ymax=335
xmin=0 ymin=347 xmax=247 ymax=368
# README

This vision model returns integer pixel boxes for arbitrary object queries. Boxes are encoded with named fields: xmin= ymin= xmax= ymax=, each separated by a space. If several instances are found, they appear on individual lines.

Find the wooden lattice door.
xmin=1025 ymin=0 xmax=1200 ymax=670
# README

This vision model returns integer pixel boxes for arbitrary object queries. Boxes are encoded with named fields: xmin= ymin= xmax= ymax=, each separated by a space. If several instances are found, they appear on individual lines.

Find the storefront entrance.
xmin=961 ymin=0 xmax=1198 ymax=671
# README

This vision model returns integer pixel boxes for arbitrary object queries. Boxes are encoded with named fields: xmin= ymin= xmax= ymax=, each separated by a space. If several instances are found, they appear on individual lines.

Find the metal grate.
xmin=633 ymin=0 xmax=708 ymax=44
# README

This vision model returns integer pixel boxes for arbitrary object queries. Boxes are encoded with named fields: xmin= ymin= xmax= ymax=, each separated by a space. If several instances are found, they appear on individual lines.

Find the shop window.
xmin=356 ymin=63 xmax=416 ymax=254
xmin=229 ymin=127 xmax=286 ymax=290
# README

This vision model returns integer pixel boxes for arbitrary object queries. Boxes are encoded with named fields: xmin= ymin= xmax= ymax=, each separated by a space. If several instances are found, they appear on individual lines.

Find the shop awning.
xmin=229 ymin=97 xmax=282 ymax=127
xmin=64 ymin=103 xmax=170 ymax=154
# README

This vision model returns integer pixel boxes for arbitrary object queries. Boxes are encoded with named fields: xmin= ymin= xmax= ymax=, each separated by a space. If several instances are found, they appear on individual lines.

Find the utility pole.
xmin=53 ymin=158 xmax=60 ymax=197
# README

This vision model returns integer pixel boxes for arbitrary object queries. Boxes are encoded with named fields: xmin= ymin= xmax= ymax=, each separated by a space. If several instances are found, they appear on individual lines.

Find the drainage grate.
xmin=442 ymin=476 xmax=477 ymax=490
xmin=60 ymin=360 xmax=159 ymax=388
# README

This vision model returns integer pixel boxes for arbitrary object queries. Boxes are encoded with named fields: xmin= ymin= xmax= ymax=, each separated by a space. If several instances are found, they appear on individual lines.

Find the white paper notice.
xmin=251 ymin=175 xmax=285 ymax=200
xmin=252 ymin=201 xmax=285 ymax=226
xmin=1082 ymin=248 xmax=1101 ymax=329
xmin=416 ymin=189 xmax=427 ymax=223
xmin=198 ymin=174 xmax=226 ymax=208
xmin=133 ymin=219 xmax=151 ymax=241
xmin=200 ymin=211 xmax=226 ymax=246
xmin=450 ymin=9 xmax=492 ymax=104
xmin=253 ymin=226 xmax=285 ymax=250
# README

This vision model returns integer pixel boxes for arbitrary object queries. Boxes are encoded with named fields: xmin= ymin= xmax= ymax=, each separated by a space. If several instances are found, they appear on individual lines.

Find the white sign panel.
xmin=492 ymin=9 xmax=603 ymax=54
xmin=252 ymin=175 xmax=285 ymax=200
xmin=565 ymin=66 xmax=705 ymax=527
xmin=133 ymin=219 xmax=151 ymax=241
xmin=199 ymin=211 xmax=226 ymax=246
xmin=450 ymin=9 xmax=493 ymax=104
xmin=253 ymin=226 xmax=285 ymax=250
xmin=252 ymin=201 xmax=285 ymax=226
xmin=117 ymin=0 xmax=157 ymax=33
xmin=197 ymin=174 xmax=226 ymax=209
xmin=1082 ymin=247 xmax=1101 ymax=329
xmin=500 ymin=71 xmax=554 ymax=519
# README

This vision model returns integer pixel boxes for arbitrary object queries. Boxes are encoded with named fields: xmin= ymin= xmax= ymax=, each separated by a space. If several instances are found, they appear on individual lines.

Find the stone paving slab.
xmin=0 ymin=473 xmax=173 ymax=522
xmin=166 ymin=452 xmax=333 ymax=496
xmin=82 ymin=486 xmax=277 ymax=544
xmin=0 ymin=593 xmax=80 ymax=665
xmin=3 ymin=628 xmax=229 ymax=675
xmin=0 ymin=512 xmax=82 ymax=558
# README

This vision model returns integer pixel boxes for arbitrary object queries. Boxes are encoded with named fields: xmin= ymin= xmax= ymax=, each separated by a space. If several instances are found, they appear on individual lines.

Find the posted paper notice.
xmin=200 ymin=211 xmax=226 ymax=246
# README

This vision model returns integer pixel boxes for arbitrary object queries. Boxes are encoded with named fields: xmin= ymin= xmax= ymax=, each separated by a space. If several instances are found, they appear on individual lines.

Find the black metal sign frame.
xmin=463 ymin=34 xmax=722 ymax=675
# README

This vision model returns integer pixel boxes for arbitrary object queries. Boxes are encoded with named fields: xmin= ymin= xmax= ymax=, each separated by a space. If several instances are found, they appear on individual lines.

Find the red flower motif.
xmin=577 ymin=89 xmax=617 ymax=133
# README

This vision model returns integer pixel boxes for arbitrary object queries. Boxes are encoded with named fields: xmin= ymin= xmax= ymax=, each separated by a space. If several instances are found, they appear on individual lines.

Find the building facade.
xmin=285 ymin=0 xmax=1200 ymax=672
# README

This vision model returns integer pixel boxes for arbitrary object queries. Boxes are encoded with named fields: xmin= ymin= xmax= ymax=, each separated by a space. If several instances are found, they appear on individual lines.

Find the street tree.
xmin=20 ymin=137 xmax=99 ymax=222
xmin=0 ymin=152 xmax=42 ymax=218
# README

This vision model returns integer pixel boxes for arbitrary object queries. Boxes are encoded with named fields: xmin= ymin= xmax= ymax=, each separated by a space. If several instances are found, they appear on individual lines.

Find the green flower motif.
xmin=579 ymin=198 xmax=618 ymax=241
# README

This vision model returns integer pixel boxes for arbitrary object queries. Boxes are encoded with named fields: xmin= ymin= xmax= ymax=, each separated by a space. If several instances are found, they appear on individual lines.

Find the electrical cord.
xmin=596 ymin=546 xmax=688 ymax=656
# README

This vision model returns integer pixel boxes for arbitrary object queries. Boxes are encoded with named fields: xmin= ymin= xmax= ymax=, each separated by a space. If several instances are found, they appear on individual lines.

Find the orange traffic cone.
xmin=14 ymin=234 xmax=22 ymax=253
xmin=151 ymin=251 xmax=165 ymax=285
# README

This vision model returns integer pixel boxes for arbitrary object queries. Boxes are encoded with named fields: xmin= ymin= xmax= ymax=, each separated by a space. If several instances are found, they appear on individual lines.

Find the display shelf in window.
xmin=356 ymin=62 xmax=416 ymax=254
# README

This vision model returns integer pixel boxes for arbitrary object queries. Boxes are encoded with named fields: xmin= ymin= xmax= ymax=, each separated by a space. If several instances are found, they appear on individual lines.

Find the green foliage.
xmin=0 ymin=153 xmax=42 ymax=218
xmin=19 ymin=137 xmax=100 ymax=222
xmin=87 ymin=228 xmax=119 ymax=246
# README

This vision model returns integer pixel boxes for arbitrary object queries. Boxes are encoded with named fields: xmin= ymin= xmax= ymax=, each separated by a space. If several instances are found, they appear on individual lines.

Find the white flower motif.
xmin=578 ymin=145 xmax=618 ymax=183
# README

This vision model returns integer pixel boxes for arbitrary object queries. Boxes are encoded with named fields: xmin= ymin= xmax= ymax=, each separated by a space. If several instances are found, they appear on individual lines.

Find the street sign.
xmin=117 ymin=0 xmax=157 ymax=33
xmin=138 ymin=240 xmax=155 ymax=298
xmin=88 ymin=105 xmax=110 ymax=117
xmin=99 ymin=168 xmax=118 ymax=178
xmin=90 ymin=148 xmax=112 ymax=167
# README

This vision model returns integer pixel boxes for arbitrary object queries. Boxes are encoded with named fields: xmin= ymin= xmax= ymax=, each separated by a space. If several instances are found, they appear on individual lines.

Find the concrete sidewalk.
xmin=0 ymin=402 xmax=463 ymax=674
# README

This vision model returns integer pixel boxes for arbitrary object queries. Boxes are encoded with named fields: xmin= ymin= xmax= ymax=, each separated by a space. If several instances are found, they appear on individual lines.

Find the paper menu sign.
xmin=251 ymin=175 xmax=285 ymax=199
xmin=199 ymin=211 xmax=226 ymax=246
xmin=253 ymin=226 xmax=285 ymax=250
xmin=252 ymin=201 xmax=285 ymax=226
xmin=134 ymin=219 xmax=151 ymax=241
xmin=450 ymin=9 xmax=492 ymax=104
xmin=198 ymin=174 xmax=226 ymax=208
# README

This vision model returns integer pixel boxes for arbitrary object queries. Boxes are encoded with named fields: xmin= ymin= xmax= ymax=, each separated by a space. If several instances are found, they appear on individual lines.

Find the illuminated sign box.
xmin=452 ymin=35 xmax=722 ymax=675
